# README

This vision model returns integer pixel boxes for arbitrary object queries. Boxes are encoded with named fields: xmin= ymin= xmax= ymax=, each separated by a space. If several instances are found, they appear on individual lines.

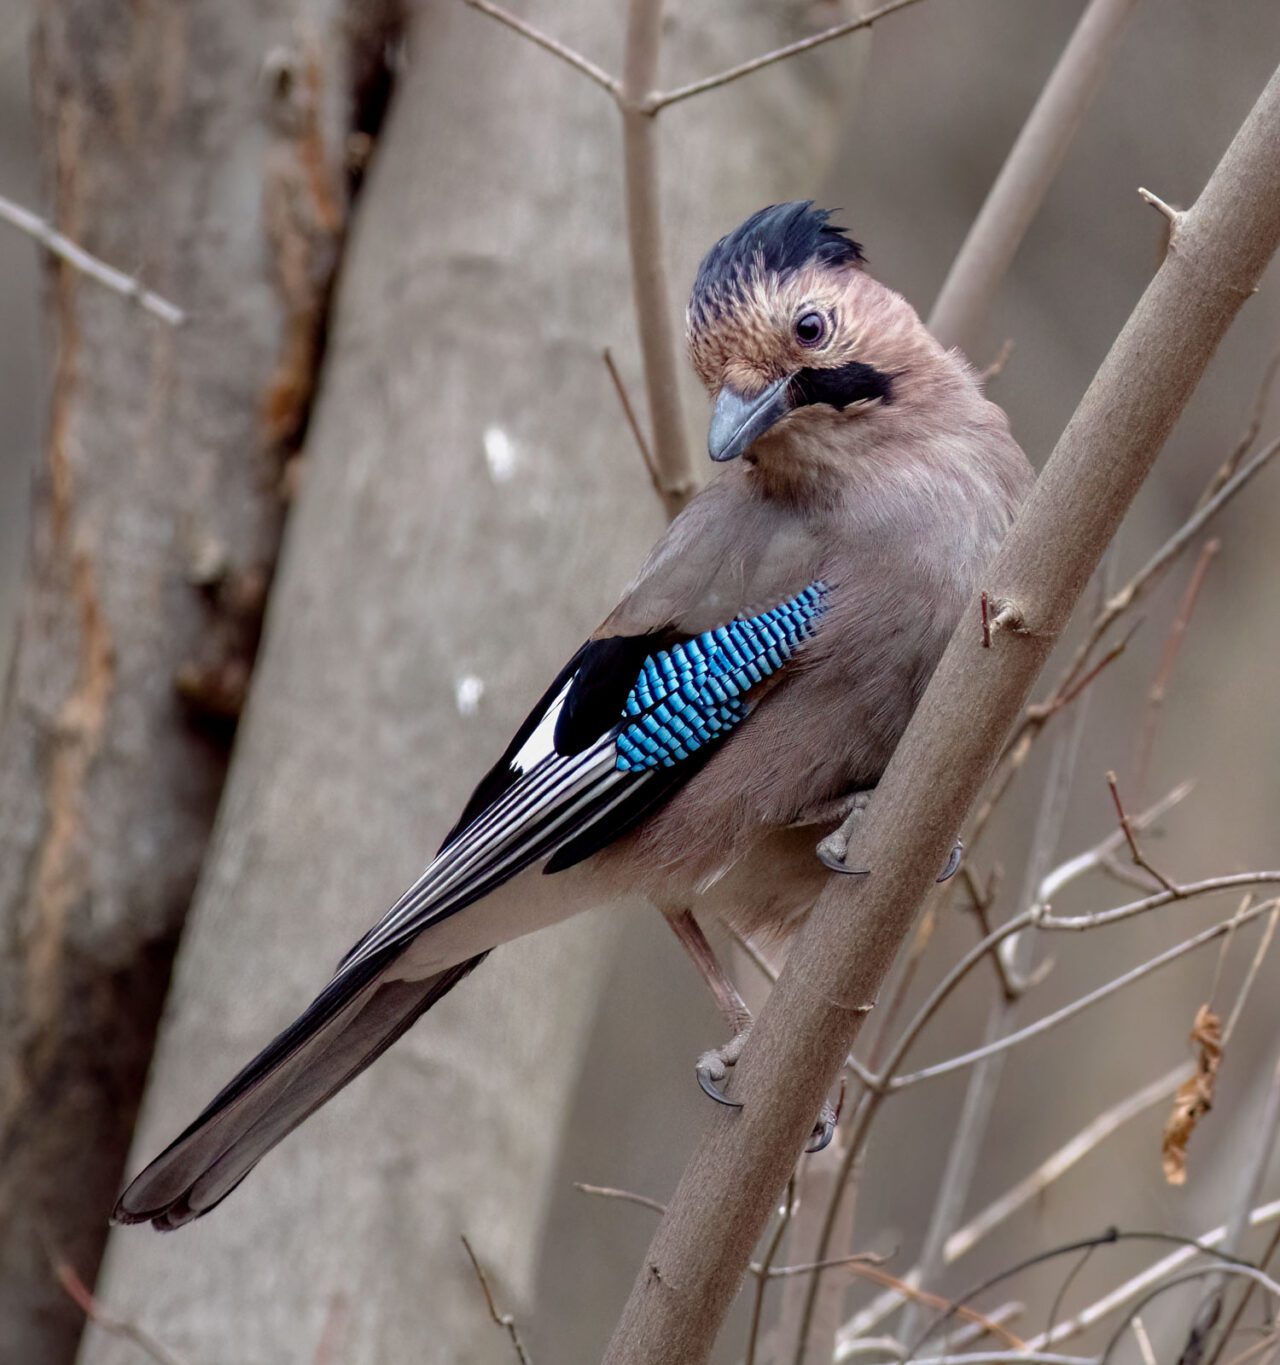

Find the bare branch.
xmin=928 ymin=0 xmax=1141 ymax=351
xmin=944 ymin=1062 xmax=1190 ymax=1262
xmin=52 ymin=1259 xmax=194 ymax=1365
xmin=1190 ymin=1048 xmax=1280 ymax=1361
xmin=1132 ymin=537 xmax=1218 ymax=799
xmin=603 ymin=63 xmax=1280 ymax=1365
xmin=620 ymin=0 xmax=696 ymax=518
xmin=574 ymin=1182 xmax=667 ymax=1216
xmin=460 ymin=1235 xmax=534 ymax=1365
xmin=1199 ymin=343 xmax=1280 ymax=504
xmin=0 ymin=190 xmax=186 ymax=325
xmin=1026 ymin=1202 xmax=1280 ymax=1351
xmin=1058 ymin=432 xmax=1280 ymax=698
xmin=892 ymin=899 xmax=1278 ymax=1089
xmin=1132 ymin=1316 xmax=1160 ymax=1365
xmin=603 ymin=347 xmax=661 ymax=493
xmin=744 ymin=1179 xmax=794 ymax=1365
xmin=645 ymin=0 xmax=932 ymax=113
xmin=460 ymin=0 xmax=620 ymax=96
xmin=1107 ymin=771 xmax=1180 ymax=894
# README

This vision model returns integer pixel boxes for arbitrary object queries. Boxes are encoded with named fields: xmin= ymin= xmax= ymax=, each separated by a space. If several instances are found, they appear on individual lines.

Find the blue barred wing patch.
xmin=615 ymin=582 xmax=829 ymax=772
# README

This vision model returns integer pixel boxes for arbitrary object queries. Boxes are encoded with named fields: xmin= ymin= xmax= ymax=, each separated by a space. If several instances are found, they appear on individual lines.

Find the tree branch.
xmin=602 ymin=61 xmax=1280 ymax=1365
xmin=645 ymin=0 xmax=931 ymax=113
xmin=460 ymin=0 xmax=620 ymax=95
xmin=928 ymin=0 xmax=1141 ymax=351
xmin=0 ymin=190 xmax=186 ymax=324
xmin=619 ymin=0 xmax=697 ymax=517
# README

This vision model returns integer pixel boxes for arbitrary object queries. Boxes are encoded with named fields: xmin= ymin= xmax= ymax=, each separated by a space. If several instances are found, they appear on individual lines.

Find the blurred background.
xmin=2 ymin=2 xmax=1279 ymax=1363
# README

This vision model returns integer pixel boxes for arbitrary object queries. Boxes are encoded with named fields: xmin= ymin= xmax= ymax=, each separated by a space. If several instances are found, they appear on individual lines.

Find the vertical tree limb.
xmin=603 ymin=59 xmax=1280 ymax=1365
xmin=928 ymin=0 xmax=1142 ymax=353
xmin=620 ymin=0 xmax=696 ymax=517
xmin=0 ymin=3 xmax=364 ymax=1356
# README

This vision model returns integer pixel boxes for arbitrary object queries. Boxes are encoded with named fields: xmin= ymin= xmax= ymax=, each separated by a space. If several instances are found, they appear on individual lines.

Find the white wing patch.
xmin=511 ymin=676 xmax=571 ymax=774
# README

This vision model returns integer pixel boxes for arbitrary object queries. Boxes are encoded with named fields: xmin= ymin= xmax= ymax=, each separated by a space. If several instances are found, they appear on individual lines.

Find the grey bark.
xmin=604 ymin=57 xmax=1280 ymax=1365
xmin=0 ymin=1 xmax=368 ymax=1358
xmin=79 ymin=2 xmax=857 ymax=1362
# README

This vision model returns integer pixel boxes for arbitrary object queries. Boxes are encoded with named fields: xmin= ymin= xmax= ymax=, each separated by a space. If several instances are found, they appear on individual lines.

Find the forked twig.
xmin=1108 ymin=770 xmax=1180 ymax=894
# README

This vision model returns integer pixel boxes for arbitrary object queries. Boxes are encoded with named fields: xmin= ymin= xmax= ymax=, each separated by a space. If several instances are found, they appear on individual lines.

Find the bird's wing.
xmin=333 ymin=579 xmax=831 ymax=977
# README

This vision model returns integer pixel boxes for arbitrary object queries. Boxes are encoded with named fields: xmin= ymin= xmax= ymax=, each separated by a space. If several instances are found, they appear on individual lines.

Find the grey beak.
xmin=707 ymin=376 xmax=793 ymax=463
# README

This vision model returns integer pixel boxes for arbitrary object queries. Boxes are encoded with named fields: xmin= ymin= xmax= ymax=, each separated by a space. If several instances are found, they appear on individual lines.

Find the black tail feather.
xmin=113 ymin=953 xmax=486 ymax=1230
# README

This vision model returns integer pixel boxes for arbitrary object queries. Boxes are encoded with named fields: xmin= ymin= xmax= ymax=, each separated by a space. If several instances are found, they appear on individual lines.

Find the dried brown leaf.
xmin=1162 ymin=1004 xmax=1223 ymax=1185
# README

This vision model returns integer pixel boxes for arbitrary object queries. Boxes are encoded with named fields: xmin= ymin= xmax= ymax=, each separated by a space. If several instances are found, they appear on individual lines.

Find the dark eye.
xmin=795 ymin=311 xmax=828 ymax=347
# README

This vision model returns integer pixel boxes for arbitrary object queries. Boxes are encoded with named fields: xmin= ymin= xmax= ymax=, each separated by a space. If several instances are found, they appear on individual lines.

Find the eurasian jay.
xmin=114 ymin=202 xmax=1033 ymax=1229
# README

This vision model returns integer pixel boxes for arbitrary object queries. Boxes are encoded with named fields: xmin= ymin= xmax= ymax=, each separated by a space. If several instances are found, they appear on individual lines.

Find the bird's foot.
xmin=696 ymin=1027 xmax=749 ymax=1108
xmin=818 ymin=827 xmax=964 ymax=884
xmin=808 ymin=1097 xmax=839 ymax=1154
xmin=695 ymin=1026 xmax=840 ymax=1153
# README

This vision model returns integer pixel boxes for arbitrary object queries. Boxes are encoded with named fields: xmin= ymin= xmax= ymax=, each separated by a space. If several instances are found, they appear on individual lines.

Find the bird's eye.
xmin=794 ymin=311 xmax=828 ymax=347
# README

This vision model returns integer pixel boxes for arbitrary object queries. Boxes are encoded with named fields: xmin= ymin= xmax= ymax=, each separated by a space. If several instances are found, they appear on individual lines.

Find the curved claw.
xmin=818 ymin=846 xmax=870 ymax=876
xmin=937 ymin=839 xmax=964 ymax=883
xmin=696 ymin=1064 xmax=743 ymax=1108
xmin=806 ymin=1112 xmax=836 ymax=1153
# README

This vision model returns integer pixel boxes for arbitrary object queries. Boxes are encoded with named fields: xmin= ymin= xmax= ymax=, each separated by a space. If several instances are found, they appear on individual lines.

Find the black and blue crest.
xmin=691 ymin=202 xmax=864 ymax=322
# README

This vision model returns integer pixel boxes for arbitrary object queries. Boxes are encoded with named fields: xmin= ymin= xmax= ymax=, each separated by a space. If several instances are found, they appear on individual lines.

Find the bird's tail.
xmin=112 ymin=951 xmax=485 ymax=1231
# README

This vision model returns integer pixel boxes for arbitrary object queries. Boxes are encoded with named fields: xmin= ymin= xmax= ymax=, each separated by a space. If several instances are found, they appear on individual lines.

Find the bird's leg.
xmin=805 ymin=788 xmax=963 ymax=883
xmin=664 ymin=908 xmax=837 ymax=1153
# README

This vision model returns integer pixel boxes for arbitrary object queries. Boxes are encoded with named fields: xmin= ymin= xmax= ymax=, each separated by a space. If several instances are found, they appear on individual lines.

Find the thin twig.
xmin=1046 ymin=1243 xmax=1101 ymax=1348
xmin=573 ymin=1182 xmax=666 ymax=1216
xmin=460 ymin=1236 xmax=534 ymax=1365
xmin=1035 ymin=781 xmax=1193 ymax=908
xmin=848 ymin=905 xmax=1276 ymax=1345
xmin=1212 ymin=1223 xmax=1280 ymax=1365
xmin=944 ymin=1062 xmax=1191 ymax=1261
xmin=1057 ymin=433 xmax=1280 ymax=699
xmin=974 ymin=431 xmax=1280 ymax=850
xmin=1193 ymin=1050 xmax=1280 ymax=1364
xmin=52 ymin=1259 xmax=194 ymax=1365
xmin=811 ymin=870 xmax=1280 ymax=1355
xmin=763 ymin=1251 xmax=888 ymax=1280
xmin=1131 ymin=537 xmax=1219 ymax=799
xmin=979 ymin=338 xmax=1016 ymax=383
xmin=460 ymin=0 xmax=620 ymax=95
xmin=602 ymin=347 xmax=660 ymax=492
xmin=1198 ymin=343 xmax=1280 ymax=506
xmin=1107 ymin=770 xmax=1181 ymax=894
xmin=745 ymin=1179 xmax=795 ymax=1365
xmin=1025 ymin=1202 xmax=1280 ymax=1351
xmin=645 ymin=0 xmax=932 ymax=113
xmin=1132 ymin=1315 xmax=1160 ymax=1365
xmin=1100 ymin=1266 xmax=1280 ymax=1365
xmin=0 ymin=190 xmax=185 ymax=325
xmin=891 ymin=899 xmax=1278 ymax=1089
xmin=1223 ymin=904 xmax=1280 ymax=1042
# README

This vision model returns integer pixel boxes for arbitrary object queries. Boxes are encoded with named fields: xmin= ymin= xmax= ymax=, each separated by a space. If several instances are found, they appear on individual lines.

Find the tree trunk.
xmin=0 ymin=1 xmax=378 ymax=1356
xmin=79 ymin=2 xmax=859 ymax=1360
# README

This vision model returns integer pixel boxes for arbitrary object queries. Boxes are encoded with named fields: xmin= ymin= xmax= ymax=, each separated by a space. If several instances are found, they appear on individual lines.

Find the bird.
xmin=113 ymin=202 xmax=1033 ymax=1230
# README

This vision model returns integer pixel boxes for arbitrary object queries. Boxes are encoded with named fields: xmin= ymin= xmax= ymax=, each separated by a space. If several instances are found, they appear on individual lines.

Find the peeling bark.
xmin=0 ymin=1 xmax=391 ymax=1357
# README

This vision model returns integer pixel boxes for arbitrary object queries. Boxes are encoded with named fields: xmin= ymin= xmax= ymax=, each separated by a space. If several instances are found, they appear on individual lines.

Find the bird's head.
xmin=687 ymin=202 xmax=905 ymax=468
